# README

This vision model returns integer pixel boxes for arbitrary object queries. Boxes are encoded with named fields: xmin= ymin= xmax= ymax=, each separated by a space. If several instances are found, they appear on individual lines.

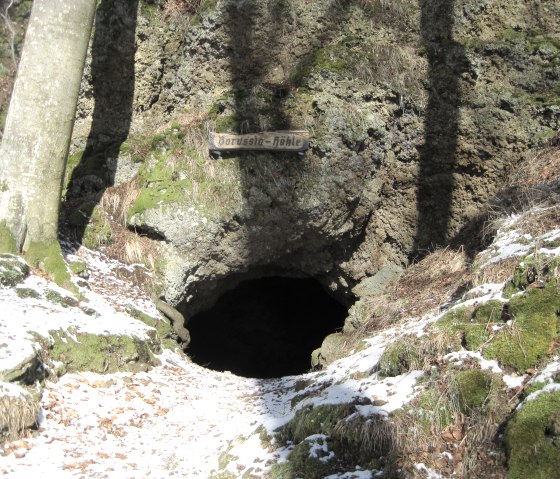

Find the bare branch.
xmin=1 ymin=0 xmax=17 ymax=69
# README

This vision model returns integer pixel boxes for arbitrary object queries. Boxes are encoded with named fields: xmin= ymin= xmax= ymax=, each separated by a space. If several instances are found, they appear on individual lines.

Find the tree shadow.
xmin=217 ymin=0 xmax=360 ymax=285
xmin=414 ymin=0 xmax=468 ymax=256
xmin=61 ymin=0 xmax=138 ymax=245
xmin=224 ymin=0 xmax=292 ymax=134
xmin=223 ymin=0 xmax=357 ymax=135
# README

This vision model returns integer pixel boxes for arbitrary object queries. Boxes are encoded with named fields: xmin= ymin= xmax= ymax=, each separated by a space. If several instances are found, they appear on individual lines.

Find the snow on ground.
xmin=0 ymin=244 xmax=424 ymax=478
xmin=1 ymin=208 xmax=559 ymax=478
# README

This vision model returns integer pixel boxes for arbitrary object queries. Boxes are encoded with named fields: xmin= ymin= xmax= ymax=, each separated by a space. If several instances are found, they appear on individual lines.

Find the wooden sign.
xmin=209 ymin=131 xmax=309 ymax=153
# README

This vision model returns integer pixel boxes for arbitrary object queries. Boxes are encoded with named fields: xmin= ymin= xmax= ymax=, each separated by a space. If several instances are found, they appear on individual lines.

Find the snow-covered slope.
xmin=1 ymin=204 xmax=559 ymax=478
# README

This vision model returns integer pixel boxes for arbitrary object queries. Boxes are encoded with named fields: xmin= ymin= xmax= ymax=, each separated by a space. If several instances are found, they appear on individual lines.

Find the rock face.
xmin=66 ymin=0 xmax=560 ymax=314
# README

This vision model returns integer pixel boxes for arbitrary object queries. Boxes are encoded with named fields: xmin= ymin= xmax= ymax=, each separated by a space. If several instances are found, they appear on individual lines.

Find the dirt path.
xmin=2 ymin=348 xmax=293 ymax=478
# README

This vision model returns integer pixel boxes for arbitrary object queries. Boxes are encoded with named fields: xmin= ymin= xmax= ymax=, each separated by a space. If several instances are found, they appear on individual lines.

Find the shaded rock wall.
xmin=66 ymin=0 xmax=560 ymax=312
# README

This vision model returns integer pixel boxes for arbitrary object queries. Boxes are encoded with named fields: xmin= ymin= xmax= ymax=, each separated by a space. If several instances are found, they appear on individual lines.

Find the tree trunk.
xmin=0 ymin=0 xmax=96 ymax=252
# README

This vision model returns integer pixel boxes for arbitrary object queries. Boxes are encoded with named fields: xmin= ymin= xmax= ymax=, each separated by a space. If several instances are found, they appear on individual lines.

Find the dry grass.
xmin=162 ymin=0 xmax=202 ymax=19
xmin=471 ymin=256 xmax=520 ymax=288
xmin=358 ymin=248 xmax=470 ymax=333
xmin=333 ymin=413 xmax=397 ymax=457
xmin=486 ymin=143 xmax=560 ymax=228
xmin=97 ymin=179 xmax=161 ymax=286
xmin=104 ymin=221 xmax=160 ymax=270
xmin=0 ymin=390 xmax=38 ymax=442
xmin=356 ymin=43 xmax=427 ymax=102
xmin=392 ymin=369 xmax=509 ymax=478
xmin=359 ymin=0 xmax=415 ymax=24
xmin=510 ymin=205 xmax=560 ymax=238
xmin=508 ymin=140 xmax=560 ymax=188
xmin=100 ymin=179 xmax=141 ymax=227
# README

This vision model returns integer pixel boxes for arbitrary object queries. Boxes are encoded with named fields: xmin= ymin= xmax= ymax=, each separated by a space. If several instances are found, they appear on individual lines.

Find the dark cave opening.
xmin=186 ymin=276 xmax=348 ymax=379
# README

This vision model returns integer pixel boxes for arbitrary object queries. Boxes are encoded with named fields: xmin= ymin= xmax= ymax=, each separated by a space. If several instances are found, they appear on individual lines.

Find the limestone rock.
xmin=66 ymin=0 xmax=560 ymax=315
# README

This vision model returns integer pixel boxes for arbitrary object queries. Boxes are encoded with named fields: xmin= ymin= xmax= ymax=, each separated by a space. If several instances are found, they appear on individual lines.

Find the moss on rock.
xmin=50 ymin=330 xmax=160 ymax=375
xmin=377 ymin=337 xmax=424 ymax=377
xmin=0 ymin=254 xmax=29 ymax=287
xmin=83 ymin=207 xmax=112 ymax=250
xmin=311 ymin=332 xmax=347 ymax=369
xmin=68 ymin=258 xmax=88 ymax=277
xmin=44 ymin=289 xmax=79 ymax=308
xmin=503 ymin=261 xmax=539 ymax=298
xmin=14 ymin=287 xmax=40 ymax=299
xmin=435 ymin=305 xmax=492 ymax=351
xmin=505 ymin=390 xmax=560 ymax=479
xmin=286 ymin=436 xmax=338 ymax=478
xmin=0 ymin=222 xmax=17 ymax=254
xmin=275 ymin=403 xmax=393 ymax=476
xmin=278 ymin=403 xmax=356 ymax=445
xmin=24 ymin=240 xmax=75 ymax=292
xmin=454 ymin=369 xmax=493 ymax=412
xmin=126 ymin=306 xmax=177 ymax=350
xmin=483 ymin=285 xmax=560 ymax=372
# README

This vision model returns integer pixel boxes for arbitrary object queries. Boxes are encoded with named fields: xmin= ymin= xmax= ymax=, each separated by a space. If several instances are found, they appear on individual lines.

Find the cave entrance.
xmin=186 ymin=276 xmax=347 ymax=379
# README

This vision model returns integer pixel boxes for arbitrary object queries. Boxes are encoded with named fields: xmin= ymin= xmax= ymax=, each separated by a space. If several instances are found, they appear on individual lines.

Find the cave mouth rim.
xmin=184 ymin=273 xmax=349 ymax=380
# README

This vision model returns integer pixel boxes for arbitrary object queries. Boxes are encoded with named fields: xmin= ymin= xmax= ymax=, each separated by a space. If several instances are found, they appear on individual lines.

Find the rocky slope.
xmin=59 ymin=0 xmax=560 ymax=320
xmin=0 ymin=146 xmax=559 ymax=478
xmin=1 ymin=1 xmax=560 ymax=477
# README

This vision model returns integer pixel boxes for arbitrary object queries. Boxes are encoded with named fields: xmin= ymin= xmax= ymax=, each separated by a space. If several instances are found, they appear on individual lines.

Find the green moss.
xmin=139 ymin=1 xmax=161 ymax=22
xmin=290 ymin=45 xmax=350 ymax=86
xmin=505 ymin=391 xmax=560 ymax=479
xmin=127 ymin=123 xmax=242 ymax=219
xmin=44 ymin=289 xmax=79 ymax=308
xmin=435 ymin=306 xmax=490 ymax=351
xmin=25 ymin=240 xmax=75 ymax=292
xmin=523 ymin=381 xmax=549 ymax=399
xmin=503 ymin=261 xmax=539 ymax=298
xmin=545 ymin=238 xmax=560 ymax=249
xmin=288 ymin=437 xmax=338 ymax=478
xmin=0 ymin=254 xmax=29 ymax=287
xmin=256 ymin=424 xmax=274 ymax=450
xmin=276 ymin=402 xmax=395 ymax=476
xmin=455 ymin=369 xmax=492 ymax=412
xmin=128 ymin=176 xmax=188 ymax=218
xmin=50 ymin=330 xmax=160 ymax=375
xmin=278 ymin=404 xmax=355 ymax=444
xmin=497 ymin=28 xmax=560 ymax=52
xmin=377 ymin=338 xmax=422 ymax=377
xmin=82 ymin=207 xmax=112 ymax=249
xmin=63 ymin=150 xmax=84 ymax=194
xmin=474 ymin=300 xmax=505 ymax=323
xmin=126 ymin=306 xmax=176 ymax=350
xmin=68 ymin=259 xmax=87 ymax=276
xmin=503 ymin=281 xmax=520 ymax=299
xmin=311 ymin=333 xmax=348 ymax=369
xmin=15 ymin=287 xmax=40 ymax=299
xmin=192 ymin=0 xmax=218 ymax=25
xmin=484 ymin=285 xmax=560 ymax=372
xmin=214 ymin=114 xmax=240 ymax=133
xmin=64 ymin=148 xmax=111 ymax=195
xmin=413 ymin=387 xmax=456 ymax=431
xmin=496 ymin=28 xmax=527 ymax=44
xmin=268 ymin=462 xmax=295 ymax=479
xmin=0 ymin=221 xmax=17 ymax=254
xmin=126 ymin=128 xmax=191 ymax=218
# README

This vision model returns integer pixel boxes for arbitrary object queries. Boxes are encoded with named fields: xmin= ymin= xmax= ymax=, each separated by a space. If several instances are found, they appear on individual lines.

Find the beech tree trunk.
xmin=0 ymin=0 xmax=96 ymax=252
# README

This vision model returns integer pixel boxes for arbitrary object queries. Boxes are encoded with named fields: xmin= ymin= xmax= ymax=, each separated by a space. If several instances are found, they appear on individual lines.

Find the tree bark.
xmin=0 ymin=0 xmax=96 ymax=252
